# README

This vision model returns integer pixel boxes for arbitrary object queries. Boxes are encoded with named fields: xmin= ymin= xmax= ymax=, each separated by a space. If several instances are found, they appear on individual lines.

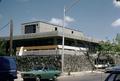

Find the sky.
xmin=0 ymin=0 xmax=120 ymax=41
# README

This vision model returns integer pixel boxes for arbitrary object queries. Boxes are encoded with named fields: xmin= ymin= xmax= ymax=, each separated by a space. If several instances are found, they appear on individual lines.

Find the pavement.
xmin=15 ymin=70 xmax=104 ymax=81
xmin=15 ymin=72 xmax=23 ymax=81
xmin=60 ymin=70 xmax=103 ymax=77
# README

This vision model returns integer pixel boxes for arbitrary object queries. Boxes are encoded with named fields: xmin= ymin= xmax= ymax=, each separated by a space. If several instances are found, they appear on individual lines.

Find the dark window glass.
xmin=55 ymin=27 xmax=57 ymax=31
xmin=25 ymin=24 xmax=36 ymax=34
xmin=71 ymin=31 xmax=74 ymax=34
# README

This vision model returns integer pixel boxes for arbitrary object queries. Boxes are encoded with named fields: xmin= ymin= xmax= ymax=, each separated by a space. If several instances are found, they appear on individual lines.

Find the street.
xmin=15 ymin=71 xmax=108 ymax=81
xmin=57 ymin=71 xmax=108 ymax=81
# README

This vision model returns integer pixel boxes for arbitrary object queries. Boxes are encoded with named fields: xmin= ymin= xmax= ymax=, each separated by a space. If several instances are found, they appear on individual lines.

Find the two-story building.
xmin=4 ymin=21 xmax=100 ymax=56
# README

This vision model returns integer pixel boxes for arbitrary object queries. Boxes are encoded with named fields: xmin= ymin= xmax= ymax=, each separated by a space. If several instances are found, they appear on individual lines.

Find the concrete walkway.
xmin=60 ymin=71 xmax=103 ymax=77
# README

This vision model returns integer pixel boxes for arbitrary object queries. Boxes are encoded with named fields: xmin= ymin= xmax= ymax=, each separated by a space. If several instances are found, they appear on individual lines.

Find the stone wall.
xmin=16 ymin=54 xmax=95 ymax=72
xmin=16 ymin=54 xmax=96 ymax=72
xmin=64 ymin=54 xmax=94 ymax=72
xmin=16 ymin=55 xmax=61 ymax=71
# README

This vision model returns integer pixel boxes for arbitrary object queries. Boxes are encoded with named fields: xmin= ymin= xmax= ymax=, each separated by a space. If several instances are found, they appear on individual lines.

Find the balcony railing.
xmin=16 ymin=49 xmax=85 ymax=56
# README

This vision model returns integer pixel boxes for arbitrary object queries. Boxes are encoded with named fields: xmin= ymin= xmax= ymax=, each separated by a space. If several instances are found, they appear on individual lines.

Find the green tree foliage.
xmin=113 ymin=33 xmax=120 ymax=52
xmin=0 ymin=39 xmax=6 ymax=55
xmin=114 ymin=45 xmax=120 ymax=52
xmin=99 ymin=41 xmax=112 ymax=52
xmin=116 ymin=33 xmax=120 ymax=44
xmin=97 ymin=40 xmax=120 ymax=54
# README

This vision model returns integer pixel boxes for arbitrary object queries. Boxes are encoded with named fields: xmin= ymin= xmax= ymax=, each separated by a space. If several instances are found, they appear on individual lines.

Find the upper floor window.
xmin=55 ymin=27 xmax=57 ymax=31
xmin=24 ymin=24 xmax=37 ymax=34
xmin=71 ymin=31 xmax=74 ymax=34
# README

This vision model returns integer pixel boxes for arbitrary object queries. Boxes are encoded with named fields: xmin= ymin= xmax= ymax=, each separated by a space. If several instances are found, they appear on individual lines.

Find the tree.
xmin=98 ymin=41 xmax=120 ymax=54
xmin=116 ymin=33 xmax=120 ymax=44
xmin=98 ymin=41 xmax=113 ymax=53
xmin=0 ymin=39 xmax=6 ymax=55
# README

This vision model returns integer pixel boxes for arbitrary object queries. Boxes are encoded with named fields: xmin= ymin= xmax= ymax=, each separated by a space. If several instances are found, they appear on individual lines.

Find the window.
xmin=24 ymin=24 xmax=36 ymax=34
xmin=55 ymin=27 xmax=57 ymax=31
xmin=71 ymin=31 xmax=74 ymax=34
xmin=36 ymin=24 xmax=38 ymax=26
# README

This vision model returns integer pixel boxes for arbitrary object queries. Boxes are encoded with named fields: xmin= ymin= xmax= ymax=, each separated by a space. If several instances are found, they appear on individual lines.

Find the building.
xmin=4 ymin=21 xmax=100 ymax=56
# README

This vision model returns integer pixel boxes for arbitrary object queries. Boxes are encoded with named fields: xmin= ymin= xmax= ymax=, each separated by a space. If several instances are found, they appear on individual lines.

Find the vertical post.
xmin=61 ymin=0 xmax=80 ymax=73
xmin=62 ymin=6 xmax=65 ymax=73
xmin=9 ymin=19 xmax=13 ymax=56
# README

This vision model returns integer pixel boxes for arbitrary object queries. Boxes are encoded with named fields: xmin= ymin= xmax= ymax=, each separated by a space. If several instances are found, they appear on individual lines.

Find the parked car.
xmin=105 ymin=68 xmax=120 ymax=81
xmin=105 ymin=65 xmax=120 ymax=73
xmin=95 ymin=64 xmax=108 ymax=69
xmin=0 ymin=56 xmax=17 ymax=81
xmin=21 ymin=65 xmax=61 ymax=81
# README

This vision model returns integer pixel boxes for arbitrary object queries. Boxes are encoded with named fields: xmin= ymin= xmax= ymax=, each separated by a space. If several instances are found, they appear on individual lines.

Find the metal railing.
xmin=16 ymin=49 xmax=85 ymax=56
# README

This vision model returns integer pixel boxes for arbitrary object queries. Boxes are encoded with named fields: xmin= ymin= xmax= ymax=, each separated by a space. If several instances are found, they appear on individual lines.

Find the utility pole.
xmin=62 ymin=0 xmax=80 ymax=73
xmin=62 ymin=6 xmax=65 ymax=73
xmin=9 ymin=19 xmax=13 ymax=56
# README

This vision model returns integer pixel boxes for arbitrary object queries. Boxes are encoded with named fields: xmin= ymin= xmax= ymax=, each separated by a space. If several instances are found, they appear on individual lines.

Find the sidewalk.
xmin=15 ymin=72 xmax=23 ymax=81
xmin=61 ymin=70 xmax=103 ymax=77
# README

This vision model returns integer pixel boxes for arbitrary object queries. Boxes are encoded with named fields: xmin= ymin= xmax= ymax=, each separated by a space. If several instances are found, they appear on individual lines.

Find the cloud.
xmin=49 ymin=16 xmax=75 ymax=26
xmin=49 ymin=18 xmax=63 ymax=26
xmin=113 ymin=0 xmax=120 ymax=8
xmin=65 ymin=16 xmax=75 ymax=22
xmin=112 ymin=18 xmax=120 ymax=27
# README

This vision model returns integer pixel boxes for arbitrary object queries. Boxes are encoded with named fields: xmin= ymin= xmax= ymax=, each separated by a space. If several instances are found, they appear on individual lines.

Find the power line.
xmin=65 ymin=0 xmax=80 ymax=13
xmin=0 ymin=22 xmax=9 ymax=31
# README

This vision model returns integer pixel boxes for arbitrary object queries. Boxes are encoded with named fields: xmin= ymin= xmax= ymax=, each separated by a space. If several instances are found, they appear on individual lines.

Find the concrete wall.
xmin=21 ymin=21 xmax=84 ymax=37
xmin=39 ymin=22 xmax=56 ymax=32
xmin=40 ymin=22 xmax=84 ymax=37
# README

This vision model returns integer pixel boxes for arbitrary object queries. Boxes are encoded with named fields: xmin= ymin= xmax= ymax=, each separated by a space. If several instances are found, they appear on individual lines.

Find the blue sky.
xmin=0 ymin=0 xmax=120 ymax=41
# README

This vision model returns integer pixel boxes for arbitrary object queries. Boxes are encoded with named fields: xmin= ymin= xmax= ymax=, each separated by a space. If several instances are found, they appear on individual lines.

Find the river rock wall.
xmin=64 ymin=54 xmax=93 ymax=72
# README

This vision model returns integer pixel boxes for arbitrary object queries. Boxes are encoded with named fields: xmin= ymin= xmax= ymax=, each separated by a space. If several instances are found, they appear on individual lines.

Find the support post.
xmin=9 ymin=19 xmax=13 ymax=56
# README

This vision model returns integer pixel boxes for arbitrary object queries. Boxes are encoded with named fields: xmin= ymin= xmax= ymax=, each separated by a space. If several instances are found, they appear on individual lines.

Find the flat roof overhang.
xmin=2 ymin=31 xmax=100 ymax=43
